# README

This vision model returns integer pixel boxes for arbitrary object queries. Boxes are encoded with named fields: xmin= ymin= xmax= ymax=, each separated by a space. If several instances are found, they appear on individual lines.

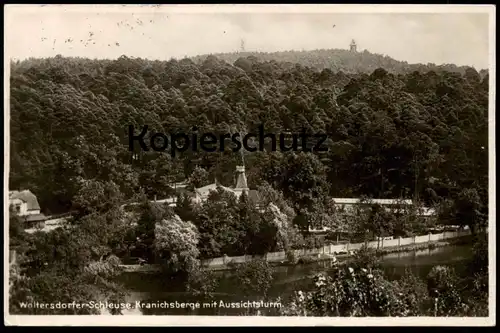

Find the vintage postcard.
xmin=4 ymin=4 xmax=496 ymax=327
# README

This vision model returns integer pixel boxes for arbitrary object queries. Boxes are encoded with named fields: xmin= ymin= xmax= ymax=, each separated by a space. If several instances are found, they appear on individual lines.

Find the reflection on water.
xmin=379 ymin=245 xmax=473 ymax=280
xmin=117 ymin=245 xmax=473 ymax=316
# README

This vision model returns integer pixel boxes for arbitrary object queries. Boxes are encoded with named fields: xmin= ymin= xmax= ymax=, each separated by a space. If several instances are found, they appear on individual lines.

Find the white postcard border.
xmin=3 ymin=4 xmax=496 ymax=327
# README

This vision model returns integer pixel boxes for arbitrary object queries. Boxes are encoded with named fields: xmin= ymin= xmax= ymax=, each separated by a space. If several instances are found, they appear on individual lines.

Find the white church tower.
xmin=233 ymin=165 xmax=249 ymax=197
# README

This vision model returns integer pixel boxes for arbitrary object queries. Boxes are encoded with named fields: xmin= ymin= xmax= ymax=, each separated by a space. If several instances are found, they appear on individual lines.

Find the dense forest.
xmin=10 ymin=52 xmax=488 ymax=217
xmin=8 ymin=51 xmax=490 ymax=316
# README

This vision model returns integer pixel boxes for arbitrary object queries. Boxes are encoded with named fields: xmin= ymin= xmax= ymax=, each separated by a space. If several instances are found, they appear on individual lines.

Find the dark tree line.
xmin=192 ymin=49 xmax=488 ymax=77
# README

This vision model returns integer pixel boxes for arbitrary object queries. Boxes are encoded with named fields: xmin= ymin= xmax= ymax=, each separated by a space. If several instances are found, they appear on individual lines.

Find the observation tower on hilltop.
xmin=350 ymin=39 xmax=357 ymax=52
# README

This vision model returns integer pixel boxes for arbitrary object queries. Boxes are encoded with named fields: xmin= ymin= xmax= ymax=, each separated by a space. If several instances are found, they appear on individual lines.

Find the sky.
xmin=4 ymin=5 xmax=493 ymax=69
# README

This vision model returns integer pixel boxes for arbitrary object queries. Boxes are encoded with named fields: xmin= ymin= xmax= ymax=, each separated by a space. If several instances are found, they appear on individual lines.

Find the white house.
xmin=9 ymin=190 xmax=48 ymax=228
xmin=9 ymin=190 xmax=41 ymax=216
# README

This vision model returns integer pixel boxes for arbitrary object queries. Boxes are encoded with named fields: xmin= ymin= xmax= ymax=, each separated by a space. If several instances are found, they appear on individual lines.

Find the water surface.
xmin=116 ymin=244 xmax=473 ymax=315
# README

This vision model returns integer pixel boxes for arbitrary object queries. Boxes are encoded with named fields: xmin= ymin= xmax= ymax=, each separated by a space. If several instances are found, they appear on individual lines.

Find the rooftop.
xmin=195 ymin=183 xmax=234 ymax=196
xmin=247 ymin=189 xmax=261 ymax=204
xmin=22 ymin=213 xmax=47 ymax=223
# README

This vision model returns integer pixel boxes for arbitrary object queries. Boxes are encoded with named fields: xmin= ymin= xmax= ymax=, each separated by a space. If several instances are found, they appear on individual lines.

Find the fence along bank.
xmin=120 ymin=228 xmax=471 ymax=273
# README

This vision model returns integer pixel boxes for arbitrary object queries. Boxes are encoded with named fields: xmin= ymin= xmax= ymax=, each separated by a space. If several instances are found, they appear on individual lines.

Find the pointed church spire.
xmin=238 ymin=125 xmax=246 ymax=166
xmin=240 ymin=140 xmax=245 ymax=166
xmin=235 ymin=166 xmax=249 ymax=190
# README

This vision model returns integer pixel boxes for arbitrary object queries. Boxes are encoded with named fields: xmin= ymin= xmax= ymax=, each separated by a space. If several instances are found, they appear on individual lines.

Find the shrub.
xmin=153 ymin=215 xmax=200 ymax=274
xmin=233 ymin=259 xmax=274 ymax=297
xmin=281 ymin=265 xmax=412 ymax=317
xmin=469 ymin=233 xmax=488 ymax=275
xmin=285 ymin=250 xmax=297 ymax=265
xmin=426 ymin=266 xmax=468 ymax=316
xmin=297 ymin=255 xmax=317 ymax=265
xmin=186 ymin=265 xmax=219 ymax=299
xmin=303 ymin=235 xmax=326 ymax=249
xmin=393 ymin=269 xmax=431 ymax=315
xmin=350 ymin=245 xmax=381 ymax=271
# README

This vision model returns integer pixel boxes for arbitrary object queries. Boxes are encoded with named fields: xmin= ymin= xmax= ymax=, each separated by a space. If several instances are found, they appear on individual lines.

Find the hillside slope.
xmin=9 ymin=55 xmax=488 ymax=214
xmin=192 ymin=49 xmax=487 ymax=76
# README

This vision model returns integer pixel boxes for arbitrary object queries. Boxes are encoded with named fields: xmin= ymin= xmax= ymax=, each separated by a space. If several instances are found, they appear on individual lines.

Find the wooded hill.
xmin=191 ymin=48 xmax=488 ymax=76
xmin=9 ymin=52 xmax=488 ymax=217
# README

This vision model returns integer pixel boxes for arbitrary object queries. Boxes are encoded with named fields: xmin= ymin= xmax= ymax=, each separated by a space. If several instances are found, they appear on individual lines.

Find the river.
xmin=115 ymin=244 xmax=473 ymax=316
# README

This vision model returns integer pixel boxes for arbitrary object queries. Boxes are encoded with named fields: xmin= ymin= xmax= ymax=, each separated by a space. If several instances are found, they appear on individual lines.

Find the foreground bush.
xmin=233 ymin=259 xmax=274 ymax=297
xmin=281 ymin=263 xmax=413 ymax=317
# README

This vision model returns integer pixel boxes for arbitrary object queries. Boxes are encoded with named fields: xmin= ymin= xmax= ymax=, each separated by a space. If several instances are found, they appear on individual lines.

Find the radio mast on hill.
xmin=240 ymin=39 xmax=246 ymax=52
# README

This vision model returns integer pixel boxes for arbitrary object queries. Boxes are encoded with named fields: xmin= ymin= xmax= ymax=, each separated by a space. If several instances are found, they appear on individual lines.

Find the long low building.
xmin=331 ymin=198 xmax=436 ymax=217
xmin=307 ymin=197 xmax=437 ymax=234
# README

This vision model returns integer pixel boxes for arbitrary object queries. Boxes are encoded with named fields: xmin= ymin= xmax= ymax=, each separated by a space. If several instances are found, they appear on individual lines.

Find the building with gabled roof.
xmin=9 ymin=189 xmax=47 ymax=228
xmin=193 ymin=183 xmax=234 ymax=203
xmin=9 ymin=190 xmax=41 ymax=216
xmin=192 ymin=166 xmax=264 ymax=210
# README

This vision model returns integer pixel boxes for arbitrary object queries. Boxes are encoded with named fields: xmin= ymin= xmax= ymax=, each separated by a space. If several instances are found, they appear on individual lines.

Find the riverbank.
xmin=374 ymin=234 xmax=473 ymax=256
xmin=119 ymin=233 xmax=473 ymax=273
xmin=117 ymin=243 xmax=475 ymax=316
xmin=228 ymin=234 xmax=475 ymax=270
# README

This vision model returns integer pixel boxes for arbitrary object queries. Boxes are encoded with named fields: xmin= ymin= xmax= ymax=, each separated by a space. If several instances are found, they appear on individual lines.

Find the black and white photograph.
xmin=4 ymin=4 xmax=495 ymax=326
